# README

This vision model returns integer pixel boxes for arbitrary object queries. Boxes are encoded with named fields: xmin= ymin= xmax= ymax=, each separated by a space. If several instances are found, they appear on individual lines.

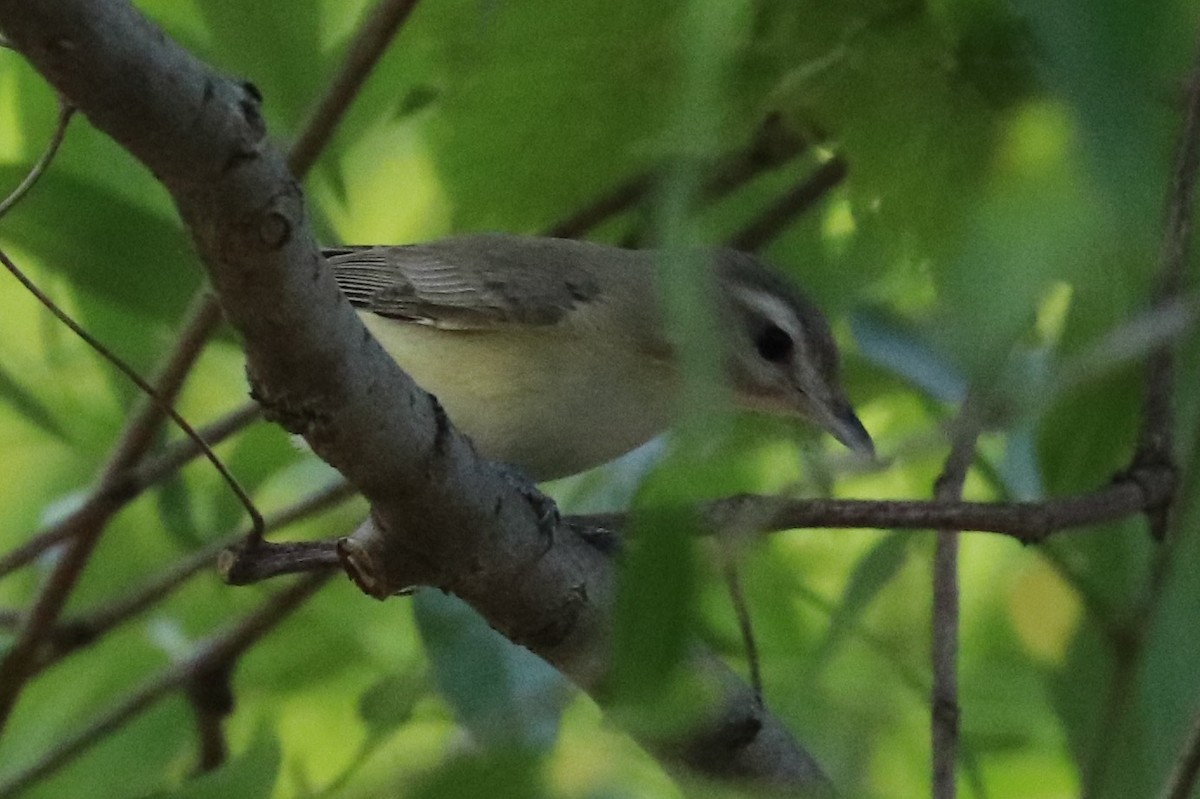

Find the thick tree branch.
xmin=0 ymin=1 xmax=833 ymax=792
xmin=0 ymin=0 xmax=423 ymax=732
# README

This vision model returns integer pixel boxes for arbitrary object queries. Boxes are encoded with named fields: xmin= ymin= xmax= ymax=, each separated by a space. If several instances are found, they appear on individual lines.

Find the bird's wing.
xmin=324 ymin=235 xmax=606 ymax=330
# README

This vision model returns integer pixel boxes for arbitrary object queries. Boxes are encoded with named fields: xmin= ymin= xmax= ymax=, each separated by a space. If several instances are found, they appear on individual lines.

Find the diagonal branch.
xmin=0 ymin=0 xmax=427 ymax=746
xmin=0 ymin=1 xmax=835 ymax=793
xmin=0 ymin=573 xmax=330 ymax=799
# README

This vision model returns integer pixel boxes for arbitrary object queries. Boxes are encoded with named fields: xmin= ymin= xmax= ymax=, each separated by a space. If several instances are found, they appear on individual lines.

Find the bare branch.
xmin=1130 ymin=3 xmax=1200 ymax=541
xmin=571 ymin=465 xmax=1172 ymax=543
xmin=0 ymin=574 xmax=330 ymax=799
xmin=0 ymin=0 xmax=425 ymax=728
xmin=219 ymin=539 xmax=341 ymax=584
xmin=1150 ymin=24 xmax=1200 ymax=799
xmin=0 ymin=283 xmax=256 ymax=731
xmin=0 ymin=1 xmax=834 ymax=791
xmin=288 ymin=0 xmax=423 ymax=177
xmin=0 ymin=97 xmax=73 ymax=219
xmin=548 ymin=113 xmax=812 ymax=240
xmin=728 ymin=156 xmax=848 ymax=252
xmin=931 ymin=402 xmax=982 ymax=799
xmin=0 ymin=401 xmax=262 ymax=581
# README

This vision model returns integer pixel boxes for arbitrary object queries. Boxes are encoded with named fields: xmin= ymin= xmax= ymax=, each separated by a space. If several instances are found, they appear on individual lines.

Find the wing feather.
xmin=324 ymin=234 xmax=608 ymax=330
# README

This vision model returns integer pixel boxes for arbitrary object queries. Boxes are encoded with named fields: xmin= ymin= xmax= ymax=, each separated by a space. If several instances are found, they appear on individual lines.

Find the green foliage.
xmin=1 ymin=0 xmax=1199 ymax=797
xmin=142 ymin=729 xmax=281 ymax=799
xmin=414 ymin=591 xmax=569 ymax=751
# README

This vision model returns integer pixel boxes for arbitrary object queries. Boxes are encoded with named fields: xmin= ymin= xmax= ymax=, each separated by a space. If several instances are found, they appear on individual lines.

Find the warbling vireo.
xmin=325 ymin=234 xmax=873 ymax=481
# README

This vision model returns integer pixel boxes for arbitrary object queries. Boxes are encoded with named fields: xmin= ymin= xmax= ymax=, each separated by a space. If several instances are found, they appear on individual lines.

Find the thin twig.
xmin=0 ymin=99 xmax=73 ymax=219
xmin=728 ymin=156 xmax=848 ymax=252
xmin=39 ymin=480 xmax=355 ymax=667
xmin=1144 ymin=26 xmax=1200 ymax=799
xmin=931 ymin=402 xmax=983 ymax=799
xmin=569 ymin=466 xmax=1174 ymax=543
xmin=0 ymin=402 xmax=263 ymax=581
xmin=0 ymin=573 xmax=331 ymax=799
xmin=287 ymin=0 xmax=423 ymax=177
xmin=0 ymin=270 xmax=260 ymax=528
xmin=548 ymin=113 xmax=811 ymax=240
xmin=130 ymin=401 xmax=263 ymax=490
xmin=719 ymin=553 xmax=762 ymax=704
xmin=0 ymin=266 xmax=257 ymax=732
xmin=1161 ymin=702 xmax=1200 ymax=799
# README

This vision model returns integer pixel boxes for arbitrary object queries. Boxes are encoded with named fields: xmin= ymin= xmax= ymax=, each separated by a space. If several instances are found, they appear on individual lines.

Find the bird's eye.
xmin=755 ymin=324 xmax=794 ymax=363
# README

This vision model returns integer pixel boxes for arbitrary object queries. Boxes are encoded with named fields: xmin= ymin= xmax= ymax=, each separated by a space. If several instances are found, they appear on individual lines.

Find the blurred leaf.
xmin=997 ymin=424 xmax=1043 ymax=501
xmin=0 ymin=364 xmax=66 ymax=441
xmin=1006 ymin=1 xmax=1179 ymax=226
xmin=852 ymin=308 xmax=967 ymax=403
xmin=358 ymin=669 xmax=424 ymax=741
xmin=154 ymin=473 xmax=204 ymax=548
xmin=611 ymin=501 xmax=699 ymax=709
xmin=0 ymin=167 xmax=198 ymax=323
xmin=411 ymin=750 xmax=544 ymax=799
xmin=192 ymin=0 xmax=326 ymax=129
xmin=811 ymin=532 xmax=914 ymax=670
xmin=419 ymin=3 xmax=683 ymax=231
xmin=934 ymin=0 xmax=1038 ymax=109
xmin=414 ymin=591 xmax=568 ymax=751
xmin=139 ymin=728 xmax=280 ymax=799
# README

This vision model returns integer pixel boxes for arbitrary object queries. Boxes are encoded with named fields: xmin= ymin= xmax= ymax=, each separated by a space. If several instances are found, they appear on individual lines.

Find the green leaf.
xmin=412 ymin=750 xmax=544 ymax=799
xmin=0 ymin=167 xmax=198 ymax=323
xmin=154 ymin=473 xmax=204 ymax=548
xmin=138 ymin=728 xmax=280 ymax=799
xmin=811 ymin=532 xmax=914 ymax=670
xmin=414 ymin=591 xmax=568 ymax=751
xmin=358 ymin=669 xmax=424 ymax=741
xmin=611 ymin=501 xmax=699 ymax=707
xmin=851 ymin=308 xmax=966 ymax=403
xmin=0 ymin=364 xmax=67 ymax=441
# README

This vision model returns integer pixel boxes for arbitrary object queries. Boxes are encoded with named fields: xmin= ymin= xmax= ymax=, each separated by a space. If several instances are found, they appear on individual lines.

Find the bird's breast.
xmin=359 ymin=312 xmax=677 ymax=480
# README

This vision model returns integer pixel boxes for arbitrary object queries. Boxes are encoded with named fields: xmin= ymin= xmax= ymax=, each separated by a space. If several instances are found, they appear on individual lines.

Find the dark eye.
xmin=755 ymin=324 xmax=794 ymax=363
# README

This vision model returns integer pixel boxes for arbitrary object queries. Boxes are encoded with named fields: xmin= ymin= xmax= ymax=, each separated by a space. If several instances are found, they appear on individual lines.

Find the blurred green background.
xmin=2 ymin=0 xmax=1200 ymax=797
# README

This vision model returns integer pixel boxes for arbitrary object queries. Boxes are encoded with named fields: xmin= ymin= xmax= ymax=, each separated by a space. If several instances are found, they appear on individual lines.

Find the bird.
xmin=324 ymin=233 xmax=872 ymax=481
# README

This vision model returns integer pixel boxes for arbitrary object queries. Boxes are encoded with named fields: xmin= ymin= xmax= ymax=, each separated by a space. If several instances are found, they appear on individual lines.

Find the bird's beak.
xmin=822 ymin=399 xmax=875 ymax=458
